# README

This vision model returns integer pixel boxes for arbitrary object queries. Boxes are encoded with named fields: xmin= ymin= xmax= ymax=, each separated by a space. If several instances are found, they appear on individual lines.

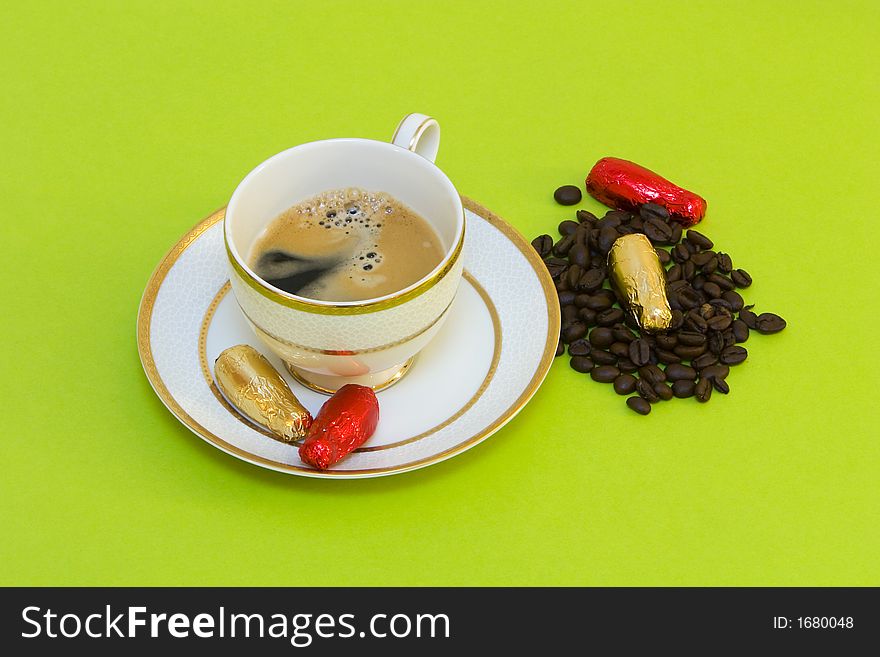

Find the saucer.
xmin=137 ymin=198 xmax=560 ymax=478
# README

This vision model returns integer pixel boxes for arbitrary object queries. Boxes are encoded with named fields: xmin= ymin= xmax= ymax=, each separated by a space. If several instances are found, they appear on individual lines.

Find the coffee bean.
xmin=666 ymin=264 xmax=682 ymax=282
xmin=574 ymin=293 xmax=591 ymax=308
xmin=628 ymin=338 xmax=652 ymax=366
xmin=626 ymin=396 xmax=652 ymax=415
xmin=556 ymin=339 xmax=564 ymax=357
xmin=699 ymin=303 xmax=714 ymax=319
xmin=532 ymin=234 xmax=553 ymax=257
xmin=674 ymin=344 xmax=706 ymax=360
xmin=639 ymin=364 xmax=667 ymax=385
xmin=692 ymin=275 xmax=706 ymax=291
xmin=576 ymin=209 xmax=597 ymax=223
xmin=707 ymin=314 xmax=732 ymax=331
xmin=695 ymin=377 xmax=713 ymax=402
xmin=613 ymin=374 xmax=637 ymax=395
xmin=655 ymin=334 xmax=678 ymax=350
xmin=713 ymin=378 xmax=730 ymax=394
xmin=544 ymin=258 xmax=567 ymax=279
xmin=558 ymin=290 xmax=576 ymax=307
xmin=610 ymin=342 xmax=630 ymax=359
xmin=640 ymin=202 xmax=669 ymax=221
xmin=644 ymin=216 xmax=673 ymax=243
xmin=598 ymin=226 xmax=619 ymax=254
xmin=672 ymin=379 xmax=696 ymax=398
xmin=692 ymin=352 xmax=718 ymax=370
xmin=655 ymin=248 xmax=671 ymax=265
xmin=722 ymin=329 xmax=737 ymax=349
xmin=700 ymin=364 xmax=729 ymax=380
xmin=569 ymin=243 xmax=590 ymax=269
xmin=672 ymin=243 xmax=690 ymax=263
xmin=720 ymin=345 xmax=747 ymax=365
xmin=708 ymin=331 xmax=725 ymax=354
xmin=756 ymin=312 xmax=787 ymax=334
xmin=573 ymin=224 xmax=589 ymax=246
xmin=678 ymin=287 xmax=702 ymax=310
xmin=562 ymin=321 xmax=587 ymax=343
xmin=690 ymin=251 xmax=714 ymax=267
xmin=565 ymin=264 xmax=584 ymax=289
xmin=636 ymin=378 xmax=660 ymax=402
xmin=709 ymin=299 xmax=734 ymax=312
xmin=589 ymin=327 xmax=615 ymax=347
xmin=708 ymin=273 xmax=735 ymax=291
xmin=568 ymin=339 xmax=591 ymax=356
xmin=684 ymin=311 xmax=708 ymax=333
xmin=558 ymin=220 xmax=579 ymax=236
xmin=702 ymin=282 xmax=722 ymax=299
xmin=669 ymin=223 xmax=682 ymax=244
xmin=656 ymin=349 xmax=681 ymax=365
xmin=570 ymin=356 xmax=594 ymax=373
xmin=701 ymin=255 xmax=718 ymax=274
xmin=682 ymin=260 xmax=697 ymax=281
xmin=612 ymin=326 xmax=636 ymax=343
xmin=584 ymin=294 xmax=613 ymax=311
xmin=598 ymin=210 xmax=627 ymax=228
xmin=653 ymin=382 xmax=673 ymax=401
xmin=731 ymin=269 xmax=752 ymax=288
xmin=597 ymin=308 xmax=625 ymax=326
xmin=591 ymin=365 xmax=620 ymax=383
xmin=716 ymin=252 xmax=733 ymax=273
xmin=685 ymin=230 xmax=713 ymax=250
xmin=731 ymin=319 xmax=749 ymax=343
xmin=721 ymin=290 xmax=744 ymax=312
xmin=618 ymin=358 xmax=639 ymax=373
xmin=665 ymin=363 xmax=697 ymax=381
xmin=562 ymin=305 xmax=578 ymax=323
xmin=676 ymin=331 xmax=705 ymax=346
xmin=554 ymin=234 xmax=575 ymax=256
xmin=577 ymin=268 xmax=605 ymax=292
xmin=590 ymin=349 xmax=618 ymax=365
xmin=578 ymin=307 xmax=596 ymax=324
xmin=670 ymin=310 xmax=685 ymax=330
xmin=554 ymin=185 xmax=582 ymax=206
xmin=739 ymin=308 xmax=758 ymax=329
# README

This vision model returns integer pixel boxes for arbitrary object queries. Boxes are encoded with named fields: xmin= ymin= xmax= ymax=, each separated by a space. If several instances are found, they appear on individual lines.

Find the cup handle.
xmin=391 ymin=113 xmax=440 ymax=163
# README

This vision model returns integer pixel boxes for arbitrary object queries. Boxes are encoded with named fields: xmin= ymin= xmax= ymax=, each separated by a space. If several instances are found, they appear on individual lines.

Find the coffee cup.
xmin=224 ymin=114 xmax=465 ymax=393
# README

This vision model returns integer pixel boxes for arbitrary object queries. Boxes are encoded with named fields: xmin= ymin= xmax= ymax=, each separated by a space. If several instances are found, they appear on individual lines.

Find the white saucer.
xmin=137 ymin=198 xmax=559 ymax=478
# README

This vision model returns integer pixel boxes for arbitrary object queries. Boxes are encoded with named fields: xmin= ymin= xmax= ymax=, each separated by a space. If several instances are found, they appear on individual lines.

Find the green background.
xmin=1 ymin=0 xmax=877 ymax=586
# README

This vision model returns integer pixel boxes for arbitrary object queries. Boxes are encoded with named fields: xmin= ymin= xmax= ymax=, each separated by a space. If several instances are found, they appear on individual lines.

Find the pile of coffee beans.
xmin=532 ymin=202 xmax=786 ymax=415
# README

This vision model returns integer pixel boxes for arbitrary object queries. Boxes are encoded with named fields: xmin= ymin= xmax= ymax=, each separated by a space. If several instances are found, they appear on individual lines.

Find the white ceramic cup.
xmin=224 ymin=114 xmax=465 ymax=394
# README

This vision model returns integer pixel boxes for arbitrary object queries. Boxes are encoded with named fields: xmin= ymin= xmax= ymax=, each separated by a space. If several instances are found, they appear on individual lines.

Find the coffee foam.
xmin=249 ymin=188 xmax=445 ymax=302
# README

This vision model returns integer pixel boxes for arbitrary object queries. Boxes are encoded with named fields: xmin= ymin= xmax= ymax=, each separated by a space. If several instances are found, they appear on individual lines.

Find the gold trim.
xmin=285 ymin=356 xmax=416 ymax=395
xmin=137 ymin=198 xmax=559 ymax=478
xmin=197 ymin=271 xmax=503 ymax=454
xmin=238 ymin=294 xmax=456 ymax=355
xmin=224 ymin=209 xmax=466 ymax=315
xmin=407 ymin=117 xmax=437 ymax=154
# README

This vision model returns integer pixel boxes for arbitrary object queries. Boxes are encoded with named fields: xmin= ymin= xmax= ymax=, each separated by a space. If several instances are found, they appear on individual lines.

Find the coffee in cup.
xmin=249 ymin=187 xmax=445 ymax=302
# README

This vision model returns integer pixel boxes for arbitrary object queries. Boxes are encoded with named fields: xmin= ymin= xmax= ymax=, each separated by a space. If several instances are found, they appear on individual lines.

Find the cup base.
xmin=284 ymin=357 xmax=416 ymax=395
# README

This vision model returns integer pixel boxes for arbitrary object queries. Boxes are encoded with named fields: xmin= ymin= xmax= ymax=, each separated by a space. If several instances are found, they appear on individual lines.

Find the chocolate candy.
xmin=607 ymin=233 xmax=672 ymax=332
xmin=214 ymin=345 xmax=312 ymax=442
xmin=586 ymin=157 xmax=707 ymax=227
xmin=299 ymin=384 xmax=379 ymax=470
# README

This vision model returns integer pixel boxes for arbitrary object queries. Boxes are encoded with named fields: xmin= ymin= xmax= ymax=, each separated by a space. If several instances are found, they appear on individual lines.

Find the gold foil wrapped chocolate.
xmin=608 ymin=234 xmax=672 ymax=332
xmin=214 ymin=345 xmax=312 ymax=442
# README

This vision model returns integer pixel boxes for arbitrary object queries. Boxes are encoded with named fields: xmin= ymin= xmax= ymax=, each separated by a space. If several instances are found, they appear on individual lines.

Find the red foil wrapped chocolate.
xmin=298 ymin=384 xmax=379 ymax=470
xmin=586 ymin=157 xmax=707 ymax=227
